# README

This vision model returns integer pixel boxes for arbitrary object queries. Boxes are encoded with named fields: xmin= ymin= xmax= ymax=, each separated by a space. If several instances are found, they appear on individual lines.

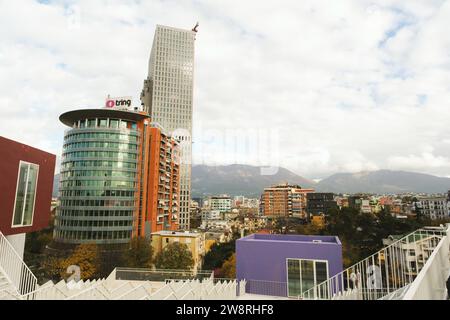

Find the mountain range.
xmin=191 ymin=164 xmax=316 ymax=198
xmin=191 ymin=165 xmax=450 ymax=197
xmin=52 ymin=164 xmax=450 ymax=198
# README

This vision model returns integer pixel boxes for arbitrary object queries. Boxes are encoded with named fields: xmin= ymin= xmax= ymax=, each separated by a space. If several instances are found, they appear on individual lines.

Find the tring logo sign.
xmin=105 ymin=96 xmax=132 ymax=109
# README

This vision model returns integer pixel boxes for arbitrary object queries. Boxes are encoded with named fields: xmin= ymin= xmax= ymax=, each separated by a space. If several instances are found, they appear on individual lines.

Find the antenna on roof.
xmin=192 ymin=22 xmax=199 ymax=32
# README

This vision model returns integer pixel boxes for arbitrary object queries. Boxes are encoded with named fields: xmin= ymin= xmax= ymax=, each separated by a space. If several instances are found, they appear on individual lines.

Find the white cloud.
xmin=1 ymin=0 xmax=450 ymax=178
xmin=388 ymin=151 xmax=450 ymax=172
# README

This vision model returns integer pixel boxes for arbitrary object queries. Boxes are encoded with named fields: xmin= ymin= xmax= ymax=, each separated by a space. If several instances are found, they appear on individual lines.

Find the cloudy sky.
xmin=1 ymin=0 xmax=450 ymax=179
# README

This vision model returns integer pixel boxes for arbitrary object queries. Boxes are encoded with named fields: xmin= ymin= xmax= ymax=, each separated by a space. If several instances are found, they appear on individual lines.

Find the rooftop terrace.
xmin=240 ymin=233 xmax=341 ymax=244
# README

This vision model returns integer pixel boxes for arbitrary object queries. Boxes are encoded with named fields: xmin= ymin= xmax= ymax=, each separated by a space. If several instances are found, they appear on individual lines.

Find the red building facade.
xmin=0 ymin=136 xmax=56 ymax=236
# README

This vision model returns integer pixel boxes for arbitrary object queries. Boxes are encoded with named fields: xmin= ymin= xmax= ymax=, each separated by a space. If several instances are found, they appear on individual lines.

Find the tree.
xmin=59 ymin=243 xmax=100 ymax=280
xmin=25 ymin=229 xmax=52 ymax=254
xmin=293 ymin=222 xmax=323 ymax=235
xmin=202 ymin=240 xmax=235 ymax=270
xmin=412 ymin=197 xmax=423 ymax=222
xmin=40 ymin=255 xmax=64 ymax=282
xmin=219 ymin=253 xmax=236 ymax=278
xmin=190 ymin=216 xmax=202 ymax=229
xmin=122 ymin=237 xmax=153 ymax=268
xmin=322 ymin=204 xmax=437 ymax=266
xmin=154 ymin=242 xmax=194 ymax=270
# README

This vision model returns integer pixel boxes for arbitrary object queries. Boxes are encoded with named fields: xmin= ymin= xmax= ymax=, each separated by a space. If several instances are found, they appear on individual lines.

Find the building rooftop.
xmin=239 ymin=233 xmax=341 ymax=245
xmin=59 ymin=108 xmax=149 ymax=126
xmin=151 ymin=230 xmax=203 ymax=237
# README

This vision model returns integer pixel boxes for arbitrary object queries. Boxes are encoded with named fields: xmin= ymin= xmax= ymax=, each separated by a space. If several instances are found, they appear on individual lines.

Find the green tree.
xmin=122 ymin=237 xmax=153 ymax=268
xmin=293 ymin=222 xmax=324 ymax=235
xmin=25 ymin=230 xmax=52 ymax=254
xmin=154 ymin=242 xmax=194 ymax=270
xmin=323 ymin=205 xmax=437 ymax=266
xmin=190 ymin=216 xmax=202 ymax=229
xmin=202 ymin=240 xmax=235 ymax=270
xmin=218 ymin=253 xmax=236 ymax=278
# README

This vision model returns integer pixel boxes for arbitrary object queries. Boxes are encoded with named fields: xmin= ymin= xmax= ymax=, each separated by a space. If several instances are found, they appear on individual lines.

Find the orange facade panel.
xmin=133 ymin=119 xmax=180 ymax=238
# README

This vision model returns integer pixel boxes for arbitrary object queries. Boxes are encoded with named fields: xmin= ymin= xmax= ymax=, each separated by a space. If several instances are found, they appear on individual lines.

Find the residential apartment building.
xmin=201 ymin=210 xmax=222 ymax=221
xmin=151 ymin=230 xmax=205 ymax=270
xmin=54 ymin=105 xmax=180 ymax=245
xmin=335 ymin=196 xmax=349 ymax=208
xmin=348 ymin=196 xmax=362 ymax=210
xmin=210 ymin=196 xmax=232 ymax=213
xmin=259 ymin=194 xmax=265 ymax=215
xmin=306 ymin=192 xmax=337 ymax=218
xmin=416 ymin=197 xmax=448 ymax=220
xmin=245 ymin=198 xmax=260 ymax=209
xmin=0 ymin=136 xmax=56 ymax=258
xmin=261 ymin=184 xmax=314 ymax=218
xmin=383 ymin=232 xmax=442 ymax=277
xmin=233 ymin=196 xmax=260 ymax=209
xmin=144 ymin=123 xmax=181 ymax=234
xmin=361 ymin=199 xmax=372 ymax=214
xmin=141 ymin=24 xmax=196 ymax=230
xmin=233 ymin=196 xmax=245 ymax=207
xmin=192 ymin=197 xmax=204 ymax=208
xmin=205 ymin=230 xmax=232 ymax=253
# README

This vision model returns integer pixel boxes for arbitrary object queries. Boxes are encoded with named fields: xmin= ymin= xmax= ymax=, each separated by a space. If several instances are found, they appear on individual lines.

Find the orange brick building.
xmin=262 ymin=183 xmax=314 ymax=219
xmin=135 ymin=123 xmax=180 ymax=236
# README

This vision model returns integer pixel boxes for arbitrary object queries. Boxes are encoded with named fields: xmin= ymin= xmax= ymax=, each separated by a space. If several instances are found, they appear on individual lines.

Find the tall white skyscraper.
xmin=141 ymin=24 xmax=196 ymax=230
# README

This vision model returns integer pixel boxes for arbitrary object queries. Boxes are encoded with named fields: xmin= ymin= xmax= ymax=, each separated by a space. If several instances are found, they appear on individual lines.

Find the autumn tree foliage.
xmin=219 ymin=253 xmax=236 ymax=278
xmin=59 ymin=243 xmax=100 ymax=280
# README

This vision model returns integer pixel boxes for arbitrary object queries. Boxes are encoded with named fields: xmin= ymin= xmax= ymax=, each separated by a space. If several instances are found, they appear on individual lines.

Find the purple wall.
xmin=236 ymin=234 xmax=343 ymax=296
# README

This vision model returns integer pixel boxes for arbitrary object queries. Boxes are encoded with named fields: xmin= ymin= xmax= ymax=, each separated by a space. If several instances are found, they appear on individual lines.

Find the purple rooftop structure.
xmin=236 ymin=233 xmax=343 ymax=298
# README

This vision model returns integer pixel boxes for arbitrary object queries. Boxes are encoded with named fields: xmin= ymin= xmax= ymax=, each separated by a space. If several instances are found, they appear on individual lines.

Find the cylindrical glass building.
xmin=54 ymin=109 xmax=148 ymax=244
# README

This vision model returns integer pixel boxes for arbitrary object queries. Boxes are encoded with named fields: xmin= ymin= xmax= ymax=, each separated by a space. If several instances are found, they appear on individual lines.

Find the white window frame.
xmin=11 ymin=160 xmax=39 ymax=228
xmin=285 ymin=258 xmax=329 ymax=298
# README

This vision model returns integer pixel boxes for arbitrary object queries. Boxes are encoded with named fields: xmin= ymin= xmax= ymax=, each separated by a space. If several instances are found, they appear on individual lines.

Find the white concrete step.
xmin=0 ymin=288 xmax=19 ymax=300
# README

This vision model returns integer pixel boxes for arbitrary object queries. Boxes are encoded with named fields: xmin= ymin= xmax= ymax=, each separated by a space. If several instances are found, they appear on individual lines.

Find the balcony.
xmin=301 ymin=225 xmax=450 ymax=300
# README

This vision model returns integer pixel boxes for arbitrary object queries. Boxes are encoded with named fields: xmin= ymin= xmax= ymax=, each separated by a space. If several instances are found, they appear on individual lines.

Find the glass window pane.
xmin=315 ymin=261 xmax=329 ymax=299
xmin=315 ymin=261 xmax=328 ymax=284
xmin=13 ymin=162 xmax=28 ymax=226
xmin=287 ymin=259 xmax=300 ymax=297
xmin=110 ymin=119 xmax=119 ymax=128
xmin=23 ymin=164 xmax=38 ymax=225
xmin=301 ymin=260 xmax=315 ymax=292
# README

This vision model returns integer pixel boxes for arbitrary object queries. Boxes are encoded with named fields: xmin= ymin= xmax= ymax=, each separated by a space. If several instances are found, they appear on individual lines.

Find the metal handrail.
xmin=300 ymin=226 xmax=448 ymax=300
xmin=115 ymin=267 xmax=212 ymax=274
xmin=0 ymin=230 xmax=38 ymax=296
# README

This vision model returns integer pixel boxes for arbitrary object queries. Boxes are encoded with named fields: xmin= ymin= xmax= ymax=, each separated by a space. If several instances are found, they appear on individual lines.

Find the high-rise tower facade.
xmin=141 ymin=25 xmax=196 ymax=230
xmin=54 ymin=107 xmax=180 ymax=245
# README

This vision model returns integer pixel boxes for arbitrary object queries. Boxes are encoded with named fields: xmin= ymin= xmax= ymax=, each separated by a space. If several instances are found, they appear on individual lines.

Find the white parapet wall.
xmin=4 ymin=233 xmax=26 ymax=260
xmin=402 ymin=226 xmax=450 ymax=300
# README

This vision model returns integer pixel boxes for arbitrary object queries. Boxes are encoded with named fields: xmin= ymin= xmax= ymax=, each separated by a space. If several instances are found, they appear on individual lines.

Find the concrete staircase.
xmin=1 ymin=230 xmax=242 ymax=300
xmin=14 ymin=276 xmax=240 ymax=300
xmin=0 ymin=269 xmax=20 ymax=300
